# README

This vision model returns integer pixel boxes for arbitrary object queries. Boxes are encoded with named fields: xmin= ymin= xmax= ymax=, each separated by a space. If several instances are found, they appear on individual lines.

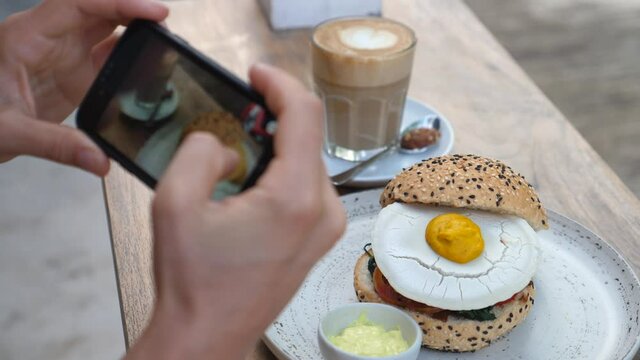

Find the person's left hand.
xmin=0 ymin=0 xmax=169 ymax=175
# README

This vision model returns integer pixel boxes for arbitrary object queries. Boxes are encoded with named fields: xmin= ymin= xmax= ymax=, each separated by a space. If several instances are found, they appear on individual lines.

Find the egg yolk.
xmin=425 ymin=213 xmax=484 ymax=263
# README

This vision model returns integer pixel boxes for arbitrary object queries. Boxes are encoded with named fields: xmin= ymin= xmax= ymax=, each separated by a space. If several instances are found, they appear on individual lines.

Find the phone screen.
xmin=92 ymin=25 xmax=273 ymax=199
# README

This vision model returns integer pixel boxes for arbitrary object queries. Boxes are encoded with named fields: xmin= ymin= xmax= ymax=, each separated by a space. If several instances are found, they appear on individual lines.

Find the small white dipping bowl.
xmin=318 ymin=303 xmax=421 ymax=360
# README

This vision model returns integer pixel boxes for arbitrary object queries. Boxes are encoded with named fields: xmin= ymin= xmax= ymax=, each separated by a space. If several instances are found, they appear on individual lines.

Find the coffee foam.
xmin=338 ymin=26 xmax=399 ymax=50
xmin=312 ymin=18 xmax=416 ymax=87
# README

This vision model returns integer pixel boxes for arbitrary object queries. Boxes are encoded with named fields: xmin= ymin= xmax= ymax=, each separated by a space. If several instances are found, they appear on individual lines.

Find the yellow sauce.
xmin=425 ymin=213 xmax=484 ymax=263
xmin=329 ymin=313 xmax=409 ymax=357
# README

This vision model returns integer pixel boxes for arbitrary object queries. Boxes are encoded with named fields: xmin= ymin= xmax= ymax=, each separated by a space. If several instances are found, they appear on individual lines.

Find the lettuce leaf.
xmin=454 ymin=307 xmax=496 ymax=321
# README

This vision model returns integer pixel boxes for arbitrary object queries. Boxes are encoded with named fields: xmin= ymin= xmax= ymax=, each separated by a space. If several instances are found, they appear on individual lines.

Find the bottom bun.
xmin=354 ymin=254 xmax=535 ymax=352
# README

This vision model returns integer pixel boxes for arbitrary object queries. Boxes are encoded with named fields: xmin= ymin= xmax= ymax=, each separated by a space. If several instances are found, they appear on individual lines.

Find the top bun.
xmin=380 ymin=154 xmax=548 ymax=230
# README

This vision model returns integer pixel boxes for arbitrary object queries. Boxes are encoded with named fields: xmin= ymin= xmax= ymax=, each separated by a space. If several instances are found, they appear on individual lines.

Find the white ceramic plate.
xmin=135 ymin=117 xmax=185 ymax=179
xmin=264 ymin=189 xmax=640 ymax=360
xmin=322 ymin=98 xmax=454 ymax=188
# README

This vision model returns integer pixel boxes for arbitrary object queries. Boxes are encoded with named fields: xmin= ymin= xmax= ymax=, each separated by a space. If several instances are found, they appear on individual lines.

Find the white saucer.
xmin=322 ymin=98 xmax=454 ymax=187
xmin=119 ymin=83 xmax=180 ymax=123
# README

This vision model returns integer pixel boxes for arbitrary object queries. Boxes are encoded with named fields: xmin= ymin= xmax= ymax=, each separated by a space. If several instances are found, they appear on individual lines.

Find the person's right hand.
xmin=126 ymin=64 xmax=346 ymax=360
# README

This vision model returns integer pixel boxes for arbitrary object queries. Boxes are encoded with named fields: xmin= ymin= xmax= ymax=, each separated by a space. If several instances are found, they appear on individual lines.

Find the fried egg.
xmin=372 ymin=203 xmax=539 ymax=311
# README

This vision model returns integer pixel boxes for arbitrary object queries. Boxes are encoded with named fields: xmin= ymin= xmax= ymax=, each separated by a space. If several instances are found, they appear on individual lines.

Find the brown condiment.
xmin=400 ymin=127 xmax=441 ymax=149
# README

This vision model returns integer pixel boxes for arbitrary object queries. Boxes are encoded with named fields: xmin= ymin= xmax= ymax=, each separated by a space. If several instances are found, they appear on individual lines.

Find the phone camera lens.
xmin=266 ymin=121 xmax=277 ymax=135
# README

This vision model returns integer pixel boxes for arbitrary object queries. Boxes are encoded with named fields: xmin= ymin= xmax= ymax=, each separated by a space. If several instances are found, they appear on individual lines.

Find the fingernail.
xmin=148 ymin=1 xmax=169 ymax=19
xmin=77 ymin=149 xmax=108 ymax=176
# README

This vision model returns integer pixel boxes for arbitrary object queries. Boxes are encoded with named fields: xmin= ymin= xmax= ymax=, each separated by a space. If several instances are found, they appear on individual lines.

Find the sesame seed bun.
xmin=354 ymin=254 xmax=535 ymax=352
xmin=380 ymin=154 xmax=548 ymax=230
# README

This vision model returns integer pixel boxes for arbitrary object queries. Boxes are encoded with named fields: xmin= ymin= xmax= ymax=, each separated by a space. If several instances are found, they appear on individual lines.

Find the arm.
xmin=126 ymin=64 xmax=346 ymax=359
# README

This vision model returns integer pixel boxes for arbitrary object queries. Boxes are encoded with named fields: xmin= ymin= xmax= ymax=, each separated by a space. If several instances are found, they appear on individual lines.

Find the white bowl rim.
xmin=318 ymin=302 xmax=422 ymax=359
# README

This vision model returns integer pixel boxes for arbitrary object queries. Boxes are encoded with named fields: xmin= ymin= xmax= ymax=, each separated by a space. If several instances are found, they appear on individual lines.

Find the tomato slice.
xmin=373 ymin=267 xmax=444 ymax=315
xmin=494 ymin=293 xmax=518 ymax=307
xmin=372 ymin=267 xmax=522 ymax=318
xmin=495 ymin=286 xmax=531 ymax=307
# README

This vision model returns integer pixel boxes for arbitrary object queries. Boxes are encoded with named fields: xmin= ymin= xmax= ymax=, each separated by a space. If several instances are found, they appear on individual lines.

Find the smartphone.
xmin=77 ymin=19 xmax=275 ymax=199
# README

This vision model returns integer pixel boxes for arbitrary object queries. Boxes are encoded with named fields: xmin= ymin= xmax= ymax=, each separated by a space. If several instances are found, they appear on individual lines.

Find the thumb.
xmin=155 ymin=132 xmax=239 ymax=211
xmin=0 ymin=114 xmax=109 ymax=176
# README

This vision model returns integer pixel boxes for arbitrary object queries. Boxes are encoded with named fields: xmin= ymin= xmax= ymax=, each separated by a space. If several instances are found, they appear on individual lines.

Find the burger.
xmin=354 ymin=154 xmax=548 ymax=352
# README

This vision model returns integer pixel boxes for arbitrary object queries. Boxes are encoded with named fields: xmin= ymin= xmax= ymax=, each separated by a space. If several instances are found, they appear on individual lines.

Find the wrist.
xmin=126 ymin=297 xmax=259 ymax=360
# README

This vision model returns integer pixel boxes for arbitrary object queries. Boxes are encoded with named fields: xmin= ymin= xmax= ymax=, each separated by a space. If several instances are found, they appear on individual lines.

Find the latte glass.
xmin=312 ymin=17 xmax=416 ymax=162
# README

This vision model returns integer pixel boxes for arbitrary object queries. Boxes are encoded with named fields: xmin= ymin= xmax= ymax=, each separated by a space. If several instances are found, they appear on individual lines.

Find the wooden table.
xmin=102 ymin=0 xmax=640 ymax=358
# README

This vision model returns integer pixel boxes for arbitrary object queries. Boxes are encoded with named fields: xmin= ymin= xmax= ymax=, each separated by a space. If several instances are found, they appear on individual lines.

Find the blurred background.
xmin=0 ymin=0 xmax=638 ymax=359
xmin=466 ymin=0 xmax=640 ymax=197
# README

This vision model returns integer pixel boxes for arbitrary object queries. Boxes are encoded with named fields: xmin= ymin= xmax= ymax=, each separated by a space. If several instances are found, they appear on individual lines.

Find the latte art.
xmin=338 ymin=26 xmax=398 ymax=50
xmin=312 ymin=18 xmax=415 ymax=88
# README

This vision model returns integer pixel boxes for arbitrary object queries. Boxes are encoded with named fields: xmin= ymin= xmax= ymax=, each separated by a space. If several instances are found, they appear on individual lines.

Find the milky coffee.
xmin=312 ymin=17 xmax=416 ymax=161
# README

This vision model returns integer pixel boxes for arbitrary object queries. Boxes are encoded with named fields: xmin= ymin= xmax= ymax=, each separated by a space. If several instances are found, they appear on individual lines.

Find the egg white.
xmin=372 ymin=203 xmax=539 ymax=311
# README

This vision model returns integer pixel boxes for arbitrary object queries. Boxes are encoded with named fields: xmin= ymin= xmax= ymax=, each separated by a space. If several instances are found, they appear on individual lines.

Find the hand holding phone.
xmin=77 ymin=20 xmax=276 ymax=199
xmin=124 ymin=64 xmax=346 ymax=360
xmin=0 ymin=2 xmax=169 ymax=176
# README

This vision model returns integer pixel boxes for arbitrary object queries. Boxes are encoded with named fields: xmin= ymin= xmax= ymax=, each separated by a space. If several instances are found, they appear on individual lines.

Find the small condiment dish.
xmin=318 ymin=303 xmax=421 ymax=360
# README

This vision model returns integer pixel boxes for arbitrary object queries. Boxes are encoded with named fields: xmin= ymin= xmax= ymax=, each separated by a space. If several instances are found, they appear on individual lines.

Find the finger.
xmin=33 ymin=0 xmax=169 ymax=38
xmin=91 ymin=33 xmax=121 ymax=70
xmin=156 ymin=133 xmax=239 ymax=210
xmin=272 ymin=175 xmax=345 ymax=299
xmin=249 ymin=63 xmax=310 ymax=116
xmin=0 ymin=113 xmax=109 ymax=176
xmin=295 ymin=172 xmax=346 ymax=266
xmin=78 ymin=0 xmax=169 ymax=24
xmin=249 ymin=63 xmax=324 ymax=179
